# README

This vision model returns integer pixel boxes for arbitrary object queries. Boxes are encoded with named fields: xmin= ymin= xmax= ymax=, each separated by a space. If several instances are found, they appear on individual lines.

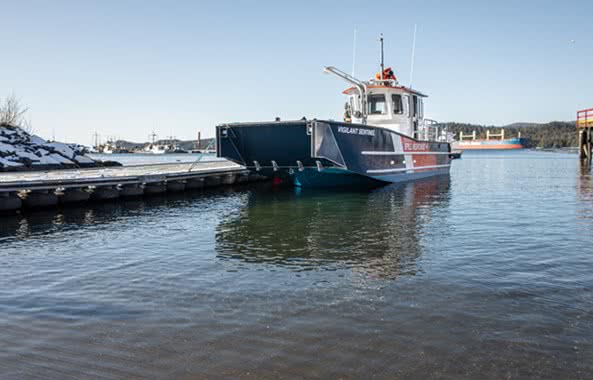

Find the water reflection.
xmin=577 ymin=164 xmax=593 ymax=222
xmin=0 ymin=188 xmax=249 ymax=244
xmin=216 ymin=178 xmax=451 ymax=278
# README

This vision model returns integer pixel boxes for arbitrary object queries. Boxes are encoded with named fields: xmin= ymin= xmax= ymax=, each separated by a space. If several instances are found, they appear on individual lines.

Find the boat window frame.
xmin=392 ymin=94 xmax=403 ymax=115
xmin=402 ymin=95 xmax=410 ymax=116
xmin=418 ymin=98 xmax=424 ymax=118
xmin=367 ymin=93 xmax=387 ymax=115
xmin=411 ymin=95 xmax=418 ymax=117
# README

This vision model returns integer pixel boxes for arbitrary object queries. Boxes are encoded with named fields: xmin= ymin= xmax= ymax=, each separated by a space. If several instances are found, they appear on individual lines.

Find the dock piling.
xmin=0 ymin=192 xmax=22 ymax=212
xmin=185 ymin=178 xmax=205 ymax=190
xmin=119 ymin=184 xmax=144 ymax=198
xmin=59 ymin=188 xmax=91 ymax=204
xmin=577 ymin=109 xmax=593 ymax=165
xmin=90 ymin=186 xmax=120 ymax=201
xmin=167 ymin=181 xmax=186 ymax=192
xmin=221 ymin=174 xmax=236 ymax=185
xmin=22 ymin=190 xmax=59 ymax=208
xmin=144 ymin=182 xmax=167 ymax=195
xmin=204 ymin=176 xmax=222 ymax=187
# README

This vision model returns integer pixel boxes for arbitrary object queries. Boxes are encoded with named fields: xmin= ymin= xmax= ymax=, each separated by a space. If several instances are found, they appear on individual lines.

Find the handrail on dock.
xmin=577 ymin=108 xmax=593 ymax=128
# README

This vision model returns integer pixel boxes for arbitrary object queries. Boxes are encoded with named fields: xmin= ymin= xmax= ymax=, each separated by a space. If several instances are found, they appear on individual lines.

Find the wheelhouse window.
xmin=392 ymin=94 xmax=403 ymax=114
xmin=368 ymin=94 xmax=386 ymax=114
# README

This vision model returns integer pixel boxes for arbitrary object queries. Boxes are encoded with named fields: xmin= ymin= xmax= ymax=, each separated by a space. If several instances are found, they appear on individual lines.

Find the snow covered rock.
xmin=0 ymin=123 xmax=108 ymax=171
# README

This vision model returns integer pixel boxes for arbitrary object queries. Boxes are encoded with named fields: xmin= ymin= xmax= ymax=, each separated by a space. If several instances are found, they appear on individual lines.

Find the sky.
xmin=1 ymin=0 xmax=592 ymax=144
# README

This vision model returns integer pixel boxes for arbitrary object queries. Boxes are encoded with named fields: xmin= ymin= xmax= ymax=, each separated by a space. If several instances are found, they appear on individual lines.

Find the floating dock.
xmin=0 ymin=160 xmax=261 ymax=213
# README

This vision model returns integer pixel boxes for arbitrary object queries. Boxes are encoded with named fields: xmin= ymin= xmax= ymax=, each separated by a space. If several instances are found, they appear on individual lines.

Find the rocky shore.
xmin=0 ymin=123 xmax=117 ymax=172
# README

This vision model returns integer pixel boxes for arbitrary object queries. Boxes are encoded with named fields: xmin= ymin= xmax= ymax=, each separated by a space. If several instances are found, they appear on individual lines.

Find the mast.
xmin=351 ymin=29 xmax=357 ymax=77
xmin=92 ymin=131 xmax=100 ymax=148
xmin=380 ymin=33 xmax=384 ymax=80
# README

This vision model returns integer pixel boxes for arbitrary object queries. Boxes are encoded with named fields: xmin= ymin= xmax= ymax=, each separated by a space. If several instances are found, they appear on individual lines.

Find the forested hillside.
xmin=444 ymin=121 xmax=577 ymax=148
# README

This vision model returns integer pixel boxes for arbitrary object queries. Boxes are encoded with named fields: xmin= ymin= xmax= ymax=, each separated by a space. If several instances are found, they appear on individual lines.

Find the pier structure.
xmin=0 ymin=161 xmax=261 ymax=213
xmin=459 ymin=129 xmax=519 ymax=142
xmin=577 ymin=108 xmax=593 ymax=165
xmin=458 ymin=130 xmax=477 ymax=141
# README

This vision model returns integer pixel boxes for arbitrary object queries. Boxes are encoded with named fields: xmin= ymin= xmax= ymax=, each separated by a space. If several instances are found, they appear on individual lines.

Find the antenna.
xmin=379 ymin=33 xmax=385 ymax=80
xmin=351 ymin=29 xmax=357 ymax=77
xmin=409 ymin=24 xmax=417 ymax=88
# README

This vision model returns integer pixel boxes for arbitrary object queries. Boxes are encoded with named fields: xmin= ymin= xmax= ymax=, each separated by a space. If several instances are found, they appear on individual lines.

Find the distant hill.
xmin=502 ymin=122 xmax=546 ymax=128
xmin=444 ymin=121 xmax=577 ymax=148
xmin=108 ymin=120 xmax=579 ymax=151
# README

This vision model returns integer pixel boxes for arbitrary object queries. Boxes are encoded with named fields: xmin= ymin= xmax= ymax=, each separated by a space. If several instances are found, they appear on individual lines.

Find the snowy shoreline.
xmin=0 ymin=124 xmax=113 ymax=172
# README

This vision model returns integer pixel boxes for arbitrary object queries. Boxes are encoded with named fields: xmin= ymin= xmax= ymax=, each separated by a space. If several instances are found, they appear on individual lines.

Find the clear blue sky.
xmin=1 ymin=0 xmax=592 ymax=144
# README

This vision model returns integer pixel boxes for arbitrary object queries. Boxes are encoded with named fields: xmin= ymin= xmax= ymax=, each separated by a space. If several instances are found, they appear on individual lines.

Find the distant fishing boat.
xmin=144 ymin=144 xmax=169 ymax=154
xmin=167 ymin=145 xmax=188 ymax=154
xmin=217 ymin=35 xmax=454 ymax=188
xmin=452 ymin=129 xmax=526 ymax=150
xmin=99 ymin=140 xmax=131 ymax=154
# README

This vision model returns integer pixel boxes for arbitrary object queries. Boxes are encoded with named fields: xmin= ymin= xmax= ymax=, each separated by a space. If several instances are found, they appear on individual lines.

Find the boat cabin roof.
xmin=342 ymin=85 xmax=428 ymax=98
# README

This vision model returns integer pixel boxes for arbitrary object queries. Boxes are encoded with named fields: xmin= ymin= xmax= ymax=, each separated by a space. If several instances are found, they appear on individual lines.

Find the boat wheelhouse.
xmin=217 ymin=35 xmax=454 ymax=187
xmin=332 ymin=65 xmax=447 ymax=143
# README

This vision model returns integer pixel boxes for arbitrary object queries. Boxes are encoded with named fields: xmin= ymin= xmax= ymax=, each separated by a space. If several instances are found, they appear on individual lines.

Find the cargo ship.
xmin=216 ymin=35 xmax=454 ymax=188
xmin=452 ymin=129 xmax=526 ymax=150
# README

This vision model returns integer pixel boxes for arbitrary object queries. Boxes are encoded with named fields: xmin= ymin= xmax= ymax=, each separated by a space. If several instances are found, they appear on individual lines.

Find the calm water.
xmin=1 ymin=150 xmax=592 ymax=379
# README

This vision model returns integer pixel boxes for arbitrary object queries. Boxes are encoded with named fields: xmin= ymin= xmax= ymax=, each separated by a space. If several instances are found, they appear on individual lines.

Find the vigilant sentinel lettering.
xmin=337 ymin=126 xmax=375 ymax=136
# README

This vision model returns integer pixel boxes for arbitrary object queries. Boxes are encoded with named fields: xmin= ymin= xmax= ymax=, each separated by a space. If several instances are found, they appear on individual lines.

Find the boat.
xmin=452 ymin=129 xmax=526 ymax=150
xmin=216 ymin=35 xmax=454 ymax=188
xmin=98 ymin=139 xmax=132 ymax=154
xmin=143 ymin=144 xmax=170 ymax=154
xmin=166 ymin=144 xmax=188 ymax=154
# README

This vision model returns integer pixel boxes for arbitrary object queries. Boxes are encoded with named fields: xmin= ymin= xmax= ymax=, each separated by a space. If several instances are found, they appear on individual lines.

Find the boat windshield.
xmin=368 ymin=94 xmax=386 ymax=114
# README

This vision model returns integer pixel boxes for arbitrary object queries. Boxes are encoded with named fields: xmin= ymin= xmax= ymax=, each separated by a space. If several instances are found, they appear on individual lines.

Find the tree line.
xmin=443 ymin=121 xmax=577 ymax=148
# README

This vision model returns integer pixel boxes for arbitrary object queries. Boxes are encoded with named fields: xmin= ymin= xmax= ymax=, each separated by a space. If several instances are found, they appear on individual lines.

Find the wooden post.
xmin=579 ymin=130 xmax=584 ymax=160
xmin=577 ymin=108 xmax=593 ymax=165
xmin=587 ymin=127 xmax=593 ymax=165
xmin=580 ymin=128 xmax=592 ymax=165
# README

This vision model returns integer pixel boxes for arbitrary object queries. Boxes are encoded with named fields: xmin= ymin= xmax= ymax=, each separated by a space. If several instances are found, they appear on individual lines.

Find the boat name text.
xmin=404 ymin=142 xmax=429 ymax=151
xmin=337 ymin=126 xmax=376 ymax=136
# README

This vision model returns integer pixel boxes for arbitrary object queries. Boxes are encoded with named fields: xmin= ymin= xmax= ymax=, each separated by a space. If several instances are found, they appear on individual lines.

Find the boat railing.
xmin=417 ymin=119 xmax=452 ymax=142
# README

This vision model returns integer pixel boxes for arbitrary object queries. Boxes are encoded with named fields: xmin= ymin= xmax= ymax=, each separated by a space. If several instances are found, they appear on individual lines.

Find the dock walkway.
xmin=0 ymin=160 xmax=257 ymax=212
